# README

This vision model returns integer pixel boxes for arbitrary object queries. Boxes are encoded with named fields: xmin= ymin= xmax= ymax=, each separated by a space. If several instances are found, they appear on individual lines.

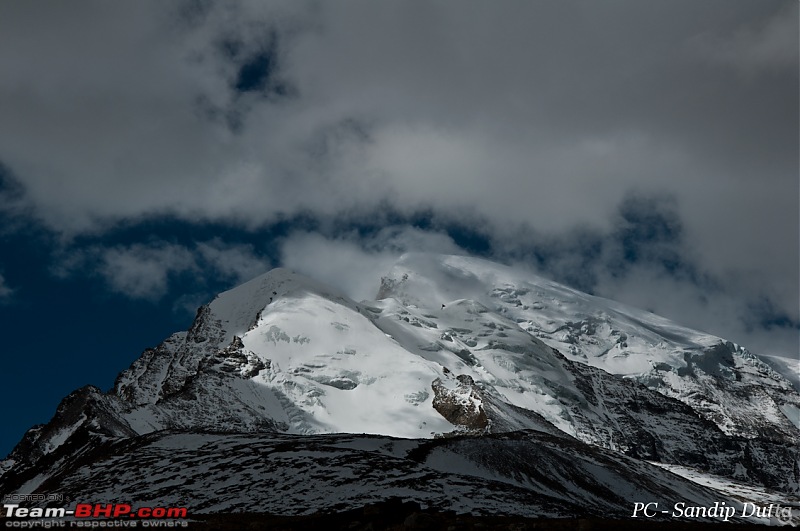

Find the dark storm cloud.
xmin=0 ymin=1 xmax=796 ymax=355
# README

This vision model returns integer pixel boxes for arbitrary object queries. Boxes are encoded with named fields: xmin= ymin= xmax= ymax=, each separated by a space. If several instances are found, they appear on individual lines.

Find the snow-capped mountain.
xmin=2 ymin=253 xmax=798 ymax=518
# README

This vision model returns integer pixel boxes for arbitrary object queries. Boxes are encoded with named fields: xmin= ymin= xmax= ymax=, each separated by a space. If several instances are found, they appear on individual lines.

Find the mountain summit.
xmin=2 ymin=253 xmax=798 ymax=520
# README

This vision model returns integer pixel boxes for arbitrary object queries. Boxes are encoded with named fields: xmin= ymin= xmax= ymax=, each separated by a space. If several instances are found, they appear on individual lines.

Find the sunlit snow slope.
xmin=378 ymin=253 xmax=799 ymax=438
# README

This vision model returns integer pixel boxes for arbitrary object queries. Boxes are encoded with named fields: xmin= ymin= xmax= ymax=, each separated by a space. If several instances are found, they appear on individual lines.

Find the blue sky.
xmin=0 ymin=0 xmax=797 ymax=457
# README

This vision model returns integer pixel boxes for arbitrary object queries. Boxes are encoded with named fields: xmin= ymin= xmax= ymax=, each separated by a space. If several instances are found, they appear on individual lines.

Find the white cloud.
xmin=0 ymin=273 xmax=13 ymax=300
xmin=56 ymin=239 xmax=272 ymax=302
xmin=99 ymin=243 xmax=197 ymax=300
xmin=196 ymin=239 xmax=271 ymax=284
xmin=280 ymin=227 xmax=462 ymax=301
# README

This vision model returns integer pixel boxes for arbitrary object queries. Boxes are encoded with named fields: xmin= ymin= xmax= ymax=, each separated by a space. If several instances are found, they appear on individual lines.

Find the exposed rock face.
xmin=376 ymin=273 xmax=409 ymax=300
xmin=1 ymin=385 xmax=137 ymax=486
xmin=212 ymin=335 xmax=268 ymax=379
xmin=431 ymin=374 xmax=489 ymax=432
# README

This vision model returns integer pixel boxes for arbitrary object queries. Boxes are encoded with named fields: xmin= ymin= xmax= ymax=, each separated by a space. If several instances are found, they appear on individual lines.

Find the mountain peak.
xmin=207 ymin=267 xmax=355 ymax=343
xmin=3 ymin=253 xmax=799 ymax=509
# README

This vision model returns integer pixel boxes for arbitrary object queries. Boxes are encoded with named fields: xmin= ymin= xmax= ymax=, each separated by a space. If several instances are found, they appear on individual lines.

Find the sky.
xmin=0 ymin=0 xmax=797 ymax=458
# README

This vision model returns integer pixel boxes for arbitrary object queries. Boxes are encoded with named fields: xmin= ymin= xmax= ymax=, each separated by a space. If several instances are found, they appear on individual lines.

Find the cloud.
xmin=98 ymin=243 xmax=198 ymax=301
xmin=280 ymin=227 xmax=463 ymax=301
xmin=491 ymin=194 xmax=799 ymax=358
xmin=56 ymin=239 xmax=271 ymax=302
xmin=196 ymin=239 xmax=271 ymax=284
xmin=0 ymin=273 xmax=13 ymax=301
xmin=589 ymin=262 xmax=798 ymax=358
xmin=1 ymin=2 xmax=793 ymax=234
xmin=689 ymin=2 xmax=798 ymax=74
xmin=0 ymin=2 xmax=795 ymax=355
